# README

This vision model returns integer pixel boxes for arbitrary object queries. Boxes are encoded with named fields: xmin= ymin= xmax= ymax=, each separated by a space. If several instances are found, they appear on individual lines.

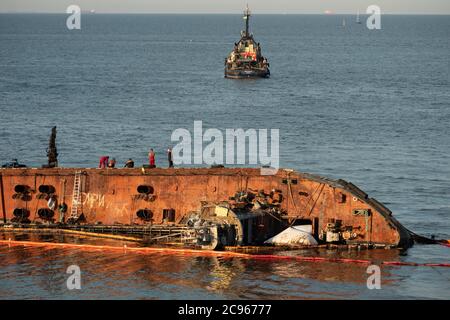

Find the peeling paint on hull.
xmin=0 ymin=167 xmax=413 ymax=249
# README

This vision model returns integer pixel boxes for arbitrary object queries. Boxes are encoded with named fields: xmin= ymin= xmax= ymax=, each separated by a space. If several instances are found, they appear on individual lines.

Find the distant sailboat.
xmin=356 ymin=10 xmax=362 ymax=24
xmin=342 ymin=18 xmax=346 ymax=28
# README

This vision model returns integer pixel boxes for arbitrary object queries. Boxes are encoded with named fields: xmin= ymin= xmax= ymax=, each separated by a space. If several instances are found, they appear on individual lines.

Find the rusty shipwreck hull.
xmin=0 ymin=167 xmax=412 ymax=249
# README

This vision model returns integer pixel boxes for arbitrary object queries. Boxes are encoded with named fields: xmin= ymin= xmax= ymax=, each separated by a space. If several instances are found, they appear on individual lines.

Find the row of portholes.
xmin=15 ymin=184 xmax=154 ymax=196
xmin=14 ymin=185 xmax=56 ymax=194
xmin=12 ymin=208 xmax=55 ymax=222
xmin=13 ymin=185 xmax=56 ymax=202
xmin=13 ymin=207 xmax=174 ymax=223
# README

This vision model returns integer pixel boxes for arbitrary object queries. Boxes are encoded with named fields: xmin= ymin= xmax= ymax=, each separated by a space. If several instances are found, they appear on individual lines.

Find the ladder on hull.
xmin=68 ymin=171 xmax=83 ymax=223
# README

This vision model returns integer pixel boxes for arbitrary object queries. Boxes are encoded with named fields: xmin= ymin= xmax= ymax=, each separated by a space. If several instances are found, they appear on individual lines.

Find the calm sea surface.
xmin=0 ymin=14 xmax=449 ymax=299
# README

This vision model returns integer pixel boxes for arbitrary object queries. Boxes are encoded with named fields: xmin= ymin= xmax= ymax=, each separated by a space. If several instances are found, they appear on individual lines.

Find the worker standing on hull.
xmin=99 ymin=156 xmax=109 ymax=168
xmin=124 ymin=159 xmax=134 ymax=168
xmin=167 ymin=148 xmax=174 ymax=168
xmin=108 ymin=158 xmax=116 ymax=168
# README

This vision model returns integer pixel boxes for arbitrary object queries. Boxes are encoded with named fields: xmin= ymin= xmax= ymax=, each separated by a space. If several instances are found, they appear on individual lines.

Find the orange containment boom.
xmin=1 ymin=239 xmax=449 ymax=268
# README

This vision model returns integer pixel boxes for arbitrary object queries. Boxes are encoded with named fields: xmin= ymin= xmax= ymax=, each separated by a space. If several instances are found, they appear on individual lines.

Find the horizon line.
xmin=1 ymin=11 xmax=449 ymax=15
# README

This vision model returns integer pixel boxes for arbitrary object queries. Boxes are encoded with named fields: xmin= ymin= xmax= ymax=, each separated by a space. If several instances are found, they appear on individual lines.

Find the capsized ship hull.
xmin=0 ymin=167 xmax=412 ymax=249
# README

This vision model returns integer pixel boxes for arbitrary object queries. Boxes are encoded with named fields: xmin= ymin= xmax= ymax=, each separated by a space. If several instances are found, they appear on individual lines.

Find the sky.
xmin=0 ymin=0 xmax=449 ymax=14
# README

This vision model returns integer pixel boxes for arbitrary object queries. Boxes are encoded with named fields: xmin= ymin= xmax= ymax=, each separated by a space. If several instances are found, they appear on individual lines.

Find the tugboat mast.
xmin=243 ymin=5 xmax=251 ymax=38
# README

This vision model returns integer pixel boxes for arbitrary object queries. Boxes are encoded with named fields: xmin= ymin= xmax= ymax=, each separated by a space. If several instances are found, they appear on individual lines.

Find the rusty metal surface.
xmin=0 ymin=174 xmax=6 ymax=223
xmin=0 ymin=167 xmax=412 ymax=247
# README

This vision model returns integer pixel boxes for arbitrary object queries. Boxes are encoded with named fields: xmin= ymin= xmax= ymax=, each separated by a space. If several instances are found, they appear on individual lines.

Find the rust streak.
xmin=0 ymin=174 xmax=6 ymax=223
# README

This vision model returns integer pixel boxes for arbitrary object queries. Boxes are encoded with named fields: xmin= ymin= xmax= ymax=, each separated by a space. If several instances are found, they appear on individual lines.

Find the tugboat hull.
xmin=224 ymin=68 xmax=270 ymax=79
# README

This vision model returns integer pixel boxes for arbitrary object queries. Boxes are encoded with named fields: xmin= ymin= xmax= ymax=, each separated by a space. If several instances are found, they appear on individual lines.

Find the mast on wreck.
xmin=46 ymin=126 xmax=58 ymax=168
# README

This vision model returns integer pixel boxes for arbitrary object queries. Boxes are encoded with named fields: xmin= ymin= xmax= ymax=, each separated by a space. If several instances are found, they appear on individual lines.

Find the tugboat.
xmin=224 ymin=6 xmax=270 ymax=79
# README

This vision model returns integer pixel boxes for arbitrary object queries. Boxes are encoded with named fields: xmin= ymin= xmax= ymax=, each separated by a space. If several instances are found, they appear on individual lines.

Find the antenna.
xmin=243 ymin=4 xmax=251 ymax=37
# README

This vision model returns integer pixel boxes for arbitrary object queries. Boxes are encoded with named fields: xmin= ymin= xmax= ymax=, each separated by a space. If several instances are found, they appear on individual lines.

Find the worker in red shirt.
xmin=99 ymin=156 xmax=109 ymax=168
xmin=148 ymin=149 xmax=155 ymax=168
